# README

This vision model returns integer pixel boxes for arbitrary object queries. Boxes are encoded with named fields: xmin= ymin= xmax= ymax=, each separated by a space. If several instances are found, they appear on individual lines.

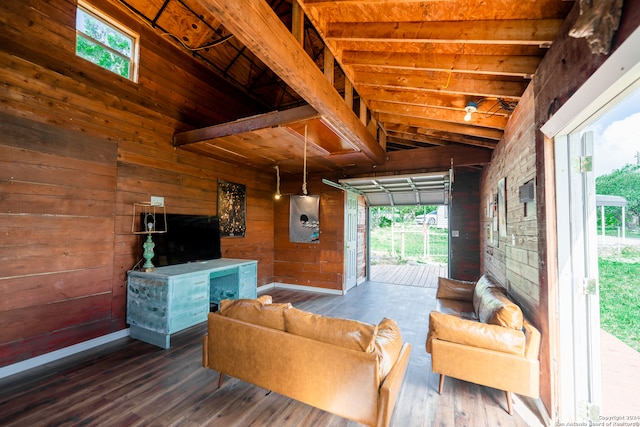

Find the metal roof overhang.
xmin=338 ymin=172 xmax=450 ymax=207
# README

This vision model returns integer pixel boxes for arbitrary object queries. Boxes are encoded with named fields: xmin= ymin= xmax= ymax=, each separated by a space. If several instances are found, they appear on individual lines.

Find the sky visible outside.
xmin=588 ymin=88 xmax=640 ymax=177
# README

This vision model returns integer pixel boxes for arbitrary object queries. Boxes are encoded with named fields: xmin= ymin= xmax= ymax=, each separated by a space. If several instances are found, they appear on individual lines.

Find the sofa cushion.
xmin=219 ymin=298 xmax=291 ymax=331
xmin=374 ymin=318 xmax=403 ymax=381
xmin=436 ymin=277 xmax=476 ymax=301
xmin=436 ymin=299 xmax=477 ymax=320
xmin=284 ymin=307 xmax=378 ymax=352
xmin=472 ymin=276 xmax=523 ymax=330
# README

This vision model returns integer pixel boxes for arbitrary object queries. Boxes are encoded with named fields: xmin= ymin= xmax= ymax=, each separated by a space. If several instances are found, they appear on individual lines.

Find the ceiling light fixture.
xmin=464 ymin=102 xmax=478 ymax=122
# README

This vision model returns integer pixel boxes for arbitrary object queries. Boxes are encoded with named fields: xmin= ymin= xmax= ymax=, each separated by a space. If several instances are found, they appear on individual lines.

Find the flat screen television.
xmin=144 ymin=214 xmax=222 ymax=267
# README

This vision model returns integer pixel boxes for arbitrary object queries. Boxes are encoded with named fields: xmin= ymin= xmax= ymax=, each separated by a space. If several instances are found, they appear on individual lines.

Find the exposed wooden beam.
xmin=379 ymin=112 xmax=504 ymax=141
xmin=198 ymin=0 xmax=386 ymax=164
xmin=355 ymin=70 xmax=527 ymax=99
xmin=346 ymin=144 xmax=493 ymax=175
xmin=386 ymin=123 xmax=498 ymax=149
xmin=368 ymin=100 xmax=509 ymax=129
xmin=326 ymin=19 xmax=563 ymax=45
xmin=173 ymin=105 xmax=318 ymax=146
xmin=342 ymin=51 xmax=540 ymax=78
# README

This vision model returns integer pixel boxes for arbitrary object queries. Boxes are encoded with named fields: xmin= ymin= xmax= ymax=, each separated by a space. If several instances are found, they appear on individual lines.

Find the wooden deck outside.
xmin=0 ymin=265 xmax=637 ymax=425
xmin=369 ymin=263 xmax=447 ymax=288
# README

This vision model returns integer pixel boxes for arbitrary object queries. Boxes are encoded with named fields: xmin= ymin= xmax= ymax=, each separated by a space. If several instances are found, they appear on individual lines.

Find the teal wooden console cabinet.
xmin=126 ymin=258 xmax=257 ymax=348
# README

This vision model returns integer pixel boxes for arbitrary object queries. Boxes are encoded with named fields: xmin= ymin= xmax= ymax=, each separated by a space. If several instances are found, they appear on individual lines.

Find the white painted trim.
xmin=4 ymin=282 xmax=344 ymax=380
xmin=258 ymin=281 xmax=345 ymax=295
xmin=257 ymin=282 xmax=277 ymax=293
xmin=541 ymin=25 xmax=640 ymax=137
xmin=0 ymin=329 xmax=130 ymax=380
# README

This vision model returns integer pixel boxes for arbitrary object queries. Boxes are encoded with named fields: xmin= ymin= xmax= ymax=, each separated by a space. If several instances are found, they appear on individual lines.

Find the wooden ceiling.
xmin=117 ymin=0 xmax=575 ymax=175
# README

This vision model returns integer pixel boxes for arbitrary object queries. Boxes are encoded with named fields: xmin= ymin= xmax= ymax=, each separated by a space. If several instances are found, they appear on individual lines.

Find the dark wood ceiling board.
xmin=154 ymin=0 xmax=216 ymax=49
xmin=124 ymin=0 xmax=167 ymax=23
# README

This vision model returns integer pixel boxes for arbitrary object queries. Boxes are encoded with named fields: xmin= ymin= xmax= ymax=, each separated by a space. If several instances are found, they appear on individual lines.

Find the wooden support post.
xmin=324 ymin=47 xmax=334 ymax=86
xmin=360 ymin=98 xmax=367 ymax=125
xmin=344 ymin=78 xmax=353 ymax=110
xmin=291 ymin=0 xmax=304 ymax=45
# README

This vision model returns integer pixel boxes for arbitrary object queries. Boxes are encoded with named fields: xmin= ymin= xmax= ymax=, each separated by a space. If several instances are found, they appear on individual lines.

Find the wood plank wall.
xmin=479 ymin=1 xmax=640 ymax=417
xmin=0 ymin=0 xmax=275 ymax=367
xmin=479 ymin=85 xmax=538 ymax=315
xmin=449 ymin=171 xmax=481 ymax=281
xmin=273 ymin=174 xmax=345 ymax=291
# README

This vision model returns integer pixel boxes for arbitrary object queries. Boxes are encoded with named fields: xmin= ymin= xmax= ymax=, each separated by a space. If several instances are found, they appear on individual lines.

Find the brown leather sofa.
xmin=426 ymin=275 xmax=541 ymax=414
xmin=202 ymin=295 xmax=412 ymax=427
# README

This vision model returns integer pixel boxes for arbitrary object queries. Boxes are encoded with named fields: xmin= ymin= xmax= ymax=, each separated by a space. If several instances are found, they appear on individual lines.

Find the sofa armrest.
xmin=426 ymin=311 xmax=525 ymax=355
xmin=436 ymin=277 xmax=476 ymax=301
xmin=376 ymin=343 xmax=411 ymax=427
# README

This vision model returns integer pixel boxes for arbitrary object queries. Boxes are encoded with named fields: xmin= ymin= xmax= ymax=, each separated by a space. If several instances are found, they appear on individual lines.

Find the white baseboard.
xmin=3 ymin=282 xmax=345 ymax=380
xmin=259 ymin=282 xmax=344 ymax=295
xmin=0 ymin=329 xmax=130 ymax=380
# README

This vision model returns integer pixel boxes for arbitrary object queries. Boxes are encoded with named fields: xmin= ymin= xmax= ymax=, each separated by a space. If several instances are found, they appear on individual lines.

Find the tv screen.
xmin=145 ymin=214 xmax=222 ymax=267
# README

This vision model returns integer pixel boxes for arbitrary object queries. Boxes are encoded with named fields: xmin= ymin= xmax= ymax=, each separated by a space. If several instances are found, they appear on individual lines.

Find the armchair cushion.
xmin=427 ymin=311 xmax=525 ymax=356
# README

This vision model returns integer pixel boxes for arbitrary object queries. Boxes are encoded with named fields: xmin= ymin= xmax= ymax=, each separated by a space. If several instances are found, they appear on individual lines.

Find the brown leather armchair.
xmin=426 ymin=276 xmax=541 ymax=414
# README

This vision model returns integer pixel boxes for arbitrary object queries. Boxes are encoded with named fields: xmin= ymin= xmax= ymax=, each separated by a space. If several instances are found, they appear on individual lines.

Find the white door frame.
xmin=343 ymin=191 xmax=358 ymax=292
xmin=542 ymin=25 xmax=640 ymax=422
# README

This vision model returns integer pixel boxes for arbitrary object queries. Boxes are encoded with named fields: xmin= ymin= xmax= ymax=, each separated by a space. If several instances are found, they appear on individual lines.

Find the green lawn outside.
xmin=370 ymin=223 xmax=640 ymax=353
xmin=370 ymin=224 xmax=448 ymax=265
xmin=598 ymin=245 xmax=640 ymax=352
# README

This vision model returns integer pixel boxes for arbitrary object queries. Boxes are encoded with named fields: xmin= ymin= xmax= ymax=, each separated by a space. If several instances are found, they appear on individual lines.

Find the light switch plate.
xmin=150 ymin=196 xmax=164 ymax=207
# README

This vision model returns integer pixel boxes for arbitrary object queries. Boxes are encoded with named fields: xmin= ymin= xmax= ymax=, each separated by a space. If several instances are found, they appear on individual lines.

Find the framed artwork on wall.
xmin=289 ymin=195 xmax=320 ymax=243
xmin=217 ymin=180 xmax=246 ymax=237
xmin=497 ymin=177 xmax=507 ymax=238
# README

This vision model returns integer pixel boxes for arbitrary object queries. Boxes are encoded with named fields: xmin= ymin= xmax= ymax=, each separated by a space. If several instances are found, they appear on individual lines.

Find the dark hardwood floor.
xmin=0 ymin=281 xmax=543 ymax=426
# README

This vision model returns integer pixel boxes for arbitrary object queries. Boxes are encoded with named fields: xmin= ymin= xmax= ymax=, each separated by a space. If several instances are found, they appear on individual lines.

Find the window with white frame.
xmin=75 ymin=1 xmax=139 ymax=81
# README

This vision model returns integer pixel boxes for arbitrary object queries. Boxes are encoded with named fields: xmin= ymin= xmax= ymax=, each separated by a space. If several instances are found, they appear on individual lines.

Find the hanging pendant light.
xmin=274 ymin=164 xmax=281 ymax=200
xmin=302 ymin=124 xmax=308 ymax=196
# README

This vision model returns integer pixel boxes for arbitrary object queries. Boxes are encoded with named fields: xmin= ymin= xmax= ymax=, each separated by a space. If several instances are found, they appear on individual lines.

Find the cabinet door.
xmin=238 ymin=263 xmax=257 ymax=299
xmin=127 ymin=277 xmax=168 ymax=331
xmin=168 ymin=274 xmax=209 ymax=333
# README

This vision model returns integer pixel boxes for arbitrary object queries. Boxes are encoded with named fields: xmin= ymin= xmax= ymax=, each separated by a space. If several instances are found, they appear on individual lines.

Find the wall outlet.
xmin=452 ymin=230 xmax=459 ymax=237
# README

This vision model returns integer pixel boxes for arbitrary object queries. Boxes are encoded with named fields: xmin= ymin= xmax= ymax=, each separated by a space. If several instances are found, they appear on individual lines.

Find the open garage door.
xmin=335 ymin=172 xmax=451 ymax=286
xmin=337 ymin=172 xmax=450 ymax=207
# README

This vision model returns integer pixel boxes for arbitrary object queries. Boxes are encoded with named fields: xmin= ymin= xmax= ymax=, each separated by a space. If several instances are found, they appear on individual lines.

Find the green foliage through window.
xmin=75 ymin=3 xmax=137 ymax=80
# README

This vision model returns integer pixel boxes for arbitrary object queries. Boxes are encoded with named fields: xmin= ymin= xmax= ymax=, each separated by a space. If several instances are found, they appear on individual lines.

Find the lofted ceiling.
xmin=116 ymin=0 xmax=575 ymax=176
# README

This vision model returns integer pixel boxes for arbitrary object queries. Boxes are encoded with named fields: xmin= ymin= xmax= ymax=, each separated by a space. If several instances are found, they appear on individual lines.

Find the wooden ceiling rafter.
xmin=324 ymin=19 xmax=563 ymax=45
xmin=118 ymin=0 xmax=575 ymax=174
xmin=196 ymin=0 xmax=386 ymax=164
